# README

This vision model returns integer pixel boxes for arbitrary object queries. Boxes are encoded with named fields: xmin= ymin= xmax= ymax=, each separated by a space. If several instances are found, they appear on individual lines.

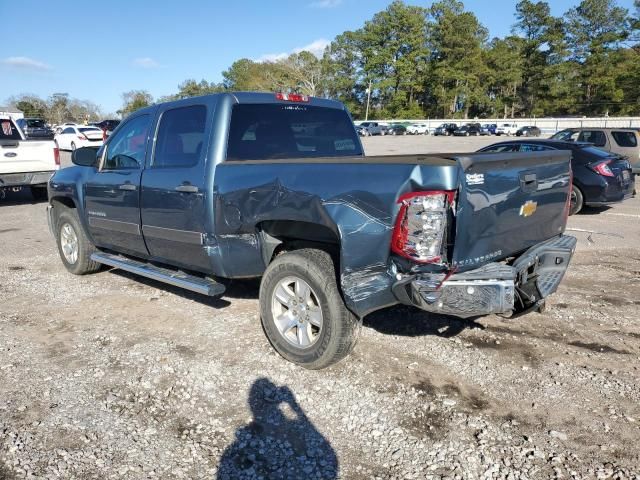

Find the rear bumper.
xmin=583 ymin=173 xmax=635 ymax=205
xmin=0 ymin=171 xmax=56 ymax=188
xmin=392 ymin=235 xmax=577 ymax=318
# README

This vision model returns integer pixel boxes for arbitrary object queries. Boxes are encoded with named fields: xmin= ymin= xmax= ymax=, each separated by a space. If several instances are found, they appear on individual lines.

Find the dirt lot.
xmin=1 ymin=135 xmax=639 ymax=479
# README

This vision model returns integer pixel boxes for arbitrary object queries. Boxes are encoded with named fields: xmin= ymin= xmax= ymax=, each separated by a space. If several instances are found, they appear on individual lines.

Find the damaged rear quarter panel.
xmin=212 ymin=158 xmax=459 ymax=317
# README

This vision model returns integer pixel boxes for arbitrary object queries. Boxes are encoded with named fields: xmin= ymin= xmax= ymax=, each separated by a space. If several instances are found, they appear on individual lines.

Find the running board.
xmin=90 ymin=252 xmax=225 ymax=297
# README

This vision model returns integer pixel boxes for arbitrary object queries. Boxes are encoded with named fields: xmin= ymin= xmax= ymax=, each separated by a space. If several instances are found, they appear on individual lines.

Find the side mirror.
xmin=72 ymin=147 xmax=99 ymax=167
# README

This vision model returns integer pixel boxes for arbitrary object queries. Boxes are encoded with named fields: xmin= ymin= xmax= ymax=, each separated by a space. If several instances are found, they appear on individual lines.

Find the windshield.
xmin=26 ymin=119 xmax=46 ymax=128
xmin=227 ymin=104 xmax=362 ymax=161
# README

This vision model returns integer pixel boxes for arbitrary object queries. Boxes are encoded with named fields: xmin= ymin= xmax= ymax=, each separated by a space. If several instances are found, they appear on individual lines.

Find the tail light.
xmin=275 ymin=92 xmax=309 ymax=102
xmin=563 ymin=166 xmax=573 ymax=222
xmin=590 ymin=160 xmax=614 ymax=177
xmin=391 ymin=191 xmax=455 ymax=263
xmin=53 ymin=147 xmax=60 ymax=169
xmin=77 ymin=134 xmax=88 ymax=141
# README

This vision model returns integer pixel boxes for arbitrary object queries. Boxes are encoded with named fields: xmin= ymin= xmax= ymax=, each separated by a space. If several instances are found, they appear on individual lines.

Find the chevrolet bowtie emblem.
xmin=520 ymin=200 xmax=537 ymax=217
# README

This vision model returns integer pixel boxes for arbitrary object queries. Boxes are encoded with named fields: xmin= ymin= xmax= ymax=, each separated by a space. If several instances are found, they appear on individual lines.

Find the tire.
xmin=465 ymin=132 xmax=470 ymax=137
xmin=259 ymin=248 xmax=361 ymax=369
xmin=569 ymin=185 xmax=584 ymax=216
xmin=55 ymin=208 xmax=101 ymax=275
xmin=30 ymin=185 xmax=48 ymax=201
xmin=70 ymin=141 xmax=76 ymax=151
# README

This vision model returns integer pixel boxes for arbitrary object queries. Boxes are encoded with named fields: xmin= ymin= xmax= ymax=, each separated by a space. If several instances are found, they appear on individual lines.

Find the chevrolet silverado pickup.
xmin=1 ymin=116 xmax=60 ymax=200
xmin=47 ymin=92 xmax=576 ymax=369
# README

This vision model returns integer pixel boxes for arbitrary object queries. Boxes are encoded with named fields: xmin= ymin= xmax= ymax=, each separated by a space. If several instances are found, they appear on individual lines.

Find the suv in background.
xmin=496 ymin=123 xmax=519 ymax=136
xmin=15 ymin=118 xmax=54 ymax=140
xmin=551 ymin=128 xmax=640 ymax=173
xmin=433 ymin=123 xmax=458 ymax=136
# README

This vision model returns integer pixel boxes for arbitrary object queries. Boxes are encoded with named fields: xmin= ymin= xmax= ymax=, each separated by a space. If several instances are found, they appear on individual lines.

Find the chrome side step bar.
xmin=90 ymin=252 xmax=225 ymax=297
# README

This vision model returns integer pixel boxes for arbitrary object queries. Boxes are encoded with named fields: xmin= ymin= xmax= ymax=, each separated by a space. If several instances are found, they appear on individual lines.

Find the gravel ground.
xmin=1 ymin=136 xmax=639 ymax=479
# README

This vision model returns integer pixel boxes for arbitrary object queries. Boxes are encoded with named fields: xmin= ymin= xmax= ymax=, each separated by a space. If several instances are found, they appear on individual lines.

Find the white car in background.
xmin=55 ymin=125 xmax=104 ymax=151
xmin=406 ymin=123 xmax=429 ymax=135
xmin=495 ymin=123 xmax=519 ymax=136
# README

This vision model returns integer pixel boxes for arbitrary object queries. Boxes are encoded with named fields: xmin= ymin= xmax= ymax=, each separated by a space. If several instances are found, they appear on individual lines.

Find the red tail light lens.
xmin=591 ymin=160 xmax=614 ymax=177
xmin=563 ymin=166 xmax=573 ymax=223
xmin=275 ymin=92 xmax=309 ymax=102
xmin=53 ymin=147 xmax=60 ymax=168
xmin=391 ymin=191 xmax=455 ymax=264
xmin=77 ymin=134 xmax=88 ymax=140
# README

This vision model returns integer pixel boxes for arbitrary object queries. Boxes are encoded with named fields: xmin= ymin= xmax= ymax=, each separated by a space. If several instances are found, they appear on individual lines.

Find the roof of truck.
xmin=131 ymin=92 xmax=346 ymax=117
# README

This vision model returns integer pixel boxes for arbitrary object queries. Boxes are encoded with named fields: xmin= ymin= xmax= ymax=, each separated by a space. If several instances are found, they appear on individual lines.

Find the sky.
xmin=1 ymin=0 xmax=636 ymax=114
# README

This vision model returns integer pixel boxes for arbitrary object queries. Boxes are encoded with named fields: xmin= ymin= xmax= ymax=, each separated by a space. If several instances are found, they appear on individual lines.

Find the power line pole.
xmin=365 ymin=79 xmax=372 ymax=121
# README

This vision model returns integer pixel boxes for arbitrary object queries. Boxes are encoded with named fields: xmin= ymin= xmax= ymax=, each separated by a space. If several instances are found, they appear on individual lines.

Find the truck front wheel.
xmin=259 ymin=249 xmax=361 ymax=369
xmin=55 ymin=208 xmax=101 ymax=275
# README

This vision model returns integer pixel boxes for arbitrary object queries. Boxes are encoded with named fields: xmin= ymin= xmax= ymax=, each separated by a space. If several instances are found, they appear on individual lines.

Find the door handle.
xmin=175 ymin=184 xmax=199 ymax=193
xmin=118 ymin=183 xmax=137 ymax=191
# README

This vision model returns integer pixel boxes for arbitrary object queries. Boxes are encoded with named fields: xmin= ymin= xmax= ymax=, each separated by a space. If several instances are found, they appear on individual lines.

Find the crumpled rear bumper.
xmin=392 ymin=235 xmax=577 ymax=318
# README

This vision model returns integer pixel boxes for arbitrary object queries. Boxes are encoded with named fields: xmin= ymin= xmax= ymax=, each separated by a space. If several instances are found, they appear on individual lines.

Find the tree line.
xmin=9 ymin=0 xmax=640 ymax=122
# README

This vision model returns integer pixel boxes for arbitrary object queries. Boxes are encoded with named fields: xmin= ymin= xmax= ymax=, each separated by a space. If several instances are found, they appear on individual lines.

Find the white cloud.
xmin=2 ymin=56 xmax=51 ymax=71
xmin=132 ymin=57 xmax=160 ymax=69
xmin=309 ymin=0 xmax=342 ymax=7
xmin=257 ymin=39 xmax=330 ymax=62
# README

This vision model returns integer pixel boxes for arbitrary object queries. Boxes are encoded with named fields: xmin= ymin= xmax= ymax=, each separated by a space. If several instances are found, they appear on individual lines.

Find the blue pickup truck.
xmin=47 ymin=92 xmax=576 ymax=369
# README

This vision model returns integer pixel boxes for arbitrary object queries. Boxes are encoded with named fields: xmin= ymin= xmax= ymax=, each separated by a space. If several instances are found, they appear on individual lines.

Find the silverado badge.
xmin=520 ymin=200 xmax=537 ymax=217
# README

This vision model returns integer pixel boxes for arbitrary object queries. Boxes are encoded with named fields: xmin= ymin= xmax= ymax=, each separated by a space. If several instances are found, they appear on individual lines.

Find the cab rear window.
xmin=611 ymin=131 xmax=638 ymax=148
xmin=0 ymin=120 xmax=21 ymax=140
xmin=226 ymin=104 xmax=362 ymax=161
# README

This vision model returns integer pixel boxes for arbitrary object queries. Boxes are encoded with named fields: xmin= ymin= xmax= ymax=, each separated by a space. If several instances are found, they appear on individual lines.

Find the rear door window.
xmin=481 ymin=144 xmax=519 ymax=153
xmin=577 ymin=130 xmax=606 ymax=147
xmin=153 ymin=105 xmax=207 ymax=168
xmin=520 ymin=144 xmax=553 ymax=152
xmin=227 ymin=104 xmax=362 ymax=161
xmin=611 ymin=131 xmax=638 ymax=148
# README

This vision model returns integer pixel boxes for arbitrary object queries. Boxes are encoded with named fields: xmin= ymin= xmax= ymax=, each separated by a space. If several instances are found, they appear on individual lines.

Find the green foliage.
xmin=64 ymin=0 xmax=639 ymax=120
xmin=7 ymin=93 xmax=103 ymax=124
xmin=118 ymin=90 xmax=153 ymax=117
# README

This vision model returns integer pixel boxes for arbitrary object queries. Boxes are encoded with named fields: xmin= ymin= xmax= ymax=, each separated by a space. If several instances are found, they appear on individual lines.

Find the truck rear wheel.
xmin=259 ymin=249 xmax=361 ymax=369
xmin=55 ymin=208 xmax=101 ymax=275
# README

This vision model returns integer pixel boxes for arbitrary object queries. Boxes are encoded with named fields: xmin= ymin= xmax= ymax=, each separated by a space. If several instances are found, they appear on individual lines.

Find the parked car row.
xmin=357 ymin=121 xmax=543 ymax=138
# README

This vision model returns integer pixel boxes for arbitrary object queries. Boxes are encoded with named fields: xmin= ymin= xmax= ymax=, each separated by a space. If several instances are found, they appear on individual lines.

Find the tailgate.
xmin=451 ymin=150 xmax=571 ymax=271
xmin=0 ymin=139 xmax=57 ymax=174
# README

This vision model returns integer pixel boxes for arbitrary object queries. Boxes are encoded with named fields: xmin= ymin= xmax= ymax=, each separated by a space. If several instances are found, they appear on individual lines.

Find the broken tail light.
xmin=391 ymin=191 xmax=455 ymax=264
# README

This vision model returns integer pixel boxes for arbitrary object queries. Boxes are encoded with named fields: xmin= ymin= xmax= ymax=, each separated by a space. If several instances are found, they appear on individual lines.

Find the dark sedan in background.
xmin=453 ymin=123 xmax=482 ymax=136
xmin=388 ymin=124 xmax=407 ymax=135
xmin=516 ymin=126 xmax=542 ymax=137
xmin=478 ymin=139 xmax=634 ymax=214
xmin=15 ymin=118 xmax=54 ymax=140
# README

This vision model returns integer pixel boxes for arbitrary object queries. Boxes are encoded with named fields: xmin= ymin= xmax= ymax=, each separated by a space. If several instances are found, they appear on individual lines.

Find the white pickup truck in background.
xmin=0 ymin=116 xmax=59 ymax=200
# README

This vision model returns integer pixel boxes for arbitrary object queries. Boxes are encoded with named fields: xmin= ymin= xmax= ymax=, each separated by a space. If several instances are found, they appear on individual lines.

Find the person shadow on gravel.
xmin=217 ymin=378 xmax=338 ymax=480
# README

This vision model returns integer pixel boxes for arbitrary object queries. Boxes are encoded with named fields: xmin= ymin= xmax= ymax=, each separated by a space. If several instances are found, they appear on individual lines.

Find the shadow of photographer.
xmin=217 ymin=378 xmax=338 ymax=480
